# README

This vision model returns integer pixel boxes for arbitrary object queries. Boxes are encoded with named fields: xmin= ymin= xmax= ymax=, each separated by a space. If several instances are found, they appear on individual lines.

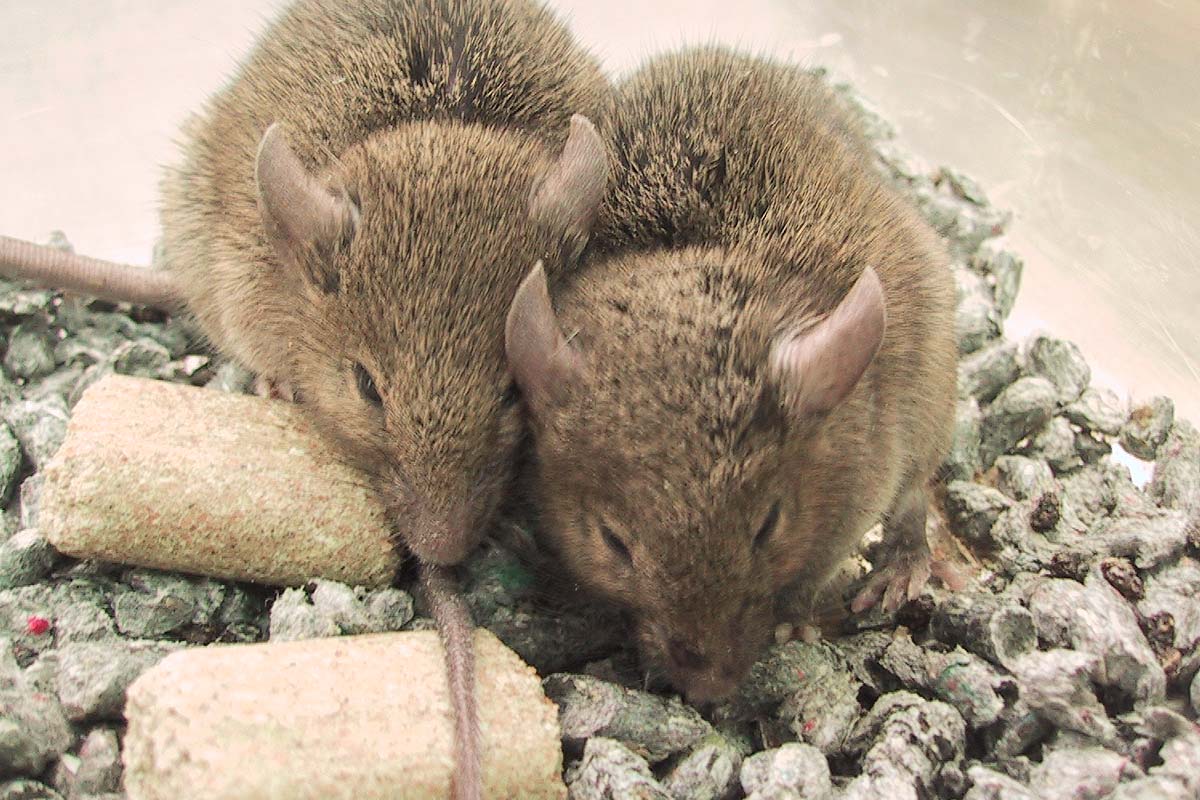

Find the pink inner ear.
xmin=254 ymin=123 xmax=358 ymax=271
xmin=528 ymin=114 xmax=609 ymax=255
xmin=504 ymin=261 xmax=584 ymax=414
xmin=770 ymin=266 xmax=887 ymax=417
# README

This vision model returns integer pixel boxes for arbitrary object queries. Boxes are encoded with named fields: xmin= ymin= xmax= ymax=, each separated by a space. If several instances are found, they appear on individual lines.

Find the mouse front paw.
xmin=253 ymin=375 xmax=297 ymax=402
xmin=851 ymin=485 xmax=968 ymax=614
xmin=850 ymin=548 xmax=965 ymax=613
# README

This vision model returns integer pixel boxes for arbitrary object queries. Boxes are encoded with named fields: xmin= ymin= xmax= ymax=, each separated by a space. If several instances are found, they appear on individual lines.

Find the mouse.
xmin=1 ymin=1 xmax=611 ymax=796
xmin=503 ymin=46 xmax=959 ymax=705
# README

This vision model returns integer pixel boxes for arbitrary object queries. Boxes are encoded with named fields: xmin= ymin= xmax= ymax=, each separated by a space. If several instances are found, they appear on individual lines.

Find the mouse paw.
xmin=850 ymin=552 xmax=965 ymax=614
xmin=253 ymin=375 xmax=296 ymax=402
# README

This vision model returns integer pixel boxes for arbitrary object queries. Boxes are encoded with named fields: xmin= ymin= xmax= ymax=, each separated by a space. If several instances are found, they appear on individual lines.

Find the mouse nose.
xmin=400 ymin=503 xmax=476 ymax=565
xmin=668 ymin=639 xmax=708 ymax=671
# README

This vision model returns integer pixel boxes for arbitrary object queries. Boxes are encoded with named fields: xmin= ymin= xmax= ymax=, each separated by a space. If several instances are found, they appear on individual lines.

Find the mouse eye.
xmin=354 ymin=362 xmax=382 ymax=405
xmin=599 ymin=524 xmax=632 ymax=564
xmin=753 ymin=501 xmax=781 ymax=550
xmin=500 ymin=381 xmax=521 ymax=408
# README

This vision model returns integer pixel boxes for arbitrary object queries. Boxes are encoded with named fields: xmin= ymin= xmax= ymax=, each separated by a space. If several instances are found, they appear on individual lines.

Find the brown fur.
xmin=509 ymin=48 xmax=957 ymax=702
xmin=160 ymin=0 xmax=609 ymax=562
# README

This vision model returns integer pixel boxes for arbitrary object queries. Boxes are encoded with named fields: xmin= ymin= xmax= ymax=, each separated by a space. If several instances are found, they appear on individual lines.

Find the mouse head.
xmin=505 ymin=250 xmax=885 ymax=702
xmin=254 ymin=116 xmax=606 ymax=566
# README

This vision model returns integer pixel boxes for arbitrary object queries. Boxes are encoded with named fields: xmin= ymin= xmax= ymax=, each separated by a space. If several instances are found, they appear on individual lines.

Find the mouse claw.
xmin=849 ymin=577 xmax=886 ymax=614
xmin=930 ymin=559 xmax=968 ymax=592
xmin=851 ymin=548 xmax=957 ymax=614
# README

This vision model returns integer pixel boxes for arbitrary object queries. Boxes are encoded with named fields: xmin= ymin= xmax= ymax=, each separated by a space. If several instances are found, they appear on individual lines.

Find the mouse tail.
xmin=0 ymin=235 xmax=181 ymax=311
xmin=420 ymin=562 xmax=483 ymax=800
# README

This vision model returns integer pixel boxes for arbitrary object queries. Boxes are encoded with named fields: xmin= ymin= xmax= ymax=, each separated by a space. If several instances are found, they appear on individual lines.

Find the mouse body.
xmin=162 ymin=0 xmax=610 ymax=565
xmin=505 ymin=47 xmax=957 ymax=703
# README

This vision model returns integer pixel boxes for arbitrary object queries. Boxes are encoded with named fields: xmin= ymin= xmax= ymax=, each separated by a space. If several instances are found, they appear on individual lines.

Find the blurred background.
xmin=2 ymin=0 xmax=1197 ymax=420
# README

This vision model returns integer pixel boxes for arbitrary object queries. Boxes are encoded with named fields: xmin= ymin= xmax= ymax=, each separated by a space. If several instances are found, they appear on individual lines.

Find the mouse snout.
xmin=395 ymin=500 xmax=476 ymax=566
xmin=670 ymin=646 xmax=743 ymax=705
xmin=381 ymin=459 xmax=502 ymax=566
xmin=647 ymin=629 xmax=745 ymax=705
xmin=668 ymin=639 xmax=709 ymax=671
xmin=642 ymin=595 xmax=775 ymax=705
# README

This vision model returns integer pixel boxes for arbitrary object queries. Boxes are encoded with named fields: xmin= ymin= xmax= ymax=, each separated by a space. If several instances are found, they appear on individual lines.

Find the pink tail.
xmin=0 ymin=235 xmax=180 ymax=311
xmin=421 ymin=563 xmax=483 ymax=800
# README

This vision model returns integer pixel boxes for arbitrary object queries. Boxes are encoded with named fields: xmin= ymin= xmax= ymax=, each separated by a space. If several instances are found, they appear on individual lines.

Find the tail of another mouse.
xmin=0 ymin=235 xmax=181 ymax=311
xmin=420 ymin=562 xmax=482 ymax=800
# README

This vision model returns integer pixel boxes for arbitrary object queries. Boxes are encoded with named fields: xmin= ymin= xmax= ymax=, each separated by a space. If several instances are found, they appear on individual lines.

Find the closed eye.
xmin=500 ymin=381 xmax=521 ymax=408
xmin=754 ymin=501 xmax=781 ymax=549
xmin=600 ymin=524 xmax=632 ymax=564
xmin=354 ymin=362 xmax=382 ymax=405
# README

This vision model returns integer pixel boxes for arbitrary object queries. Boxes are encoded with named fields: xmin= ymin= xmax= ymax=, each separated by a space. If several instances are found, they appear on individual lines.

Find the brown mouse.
xmin=1 ymin=1 xmax=611 ymax=795
xmin=504 ymin=47 xmax=958 ymax=704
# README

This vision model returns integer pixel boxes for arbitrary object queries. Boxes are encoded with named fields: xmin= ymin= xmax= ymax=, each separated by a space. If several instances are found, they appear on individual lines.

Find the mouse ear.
xmin=528 ymin=114 xmax=608 ymax=262
xmin=255 ymin=123 xmax=359 ymax=292
xmin=505 ymin=261 xmax=584 ymax=416
xmin=769 ymin=267 xmax=886 ymax=418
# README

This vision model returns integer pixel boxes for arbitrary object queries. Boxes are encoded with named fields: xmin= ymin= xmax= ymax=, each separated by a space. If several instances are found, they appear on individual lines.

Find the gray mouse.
xmin=1 ymin=0 xmax=611 ymax=795
xmin=504 ymin=47 xmax=959 ymax=704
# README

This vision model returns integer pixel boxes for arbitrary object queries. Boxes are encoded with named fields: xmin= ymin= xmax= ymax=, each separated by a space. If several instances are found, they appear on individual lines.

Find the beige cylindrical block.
xmin=123 ymin=631 xmax=567 ymax=800
xmin=40 ymin=374 xmax=399 ymax=587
